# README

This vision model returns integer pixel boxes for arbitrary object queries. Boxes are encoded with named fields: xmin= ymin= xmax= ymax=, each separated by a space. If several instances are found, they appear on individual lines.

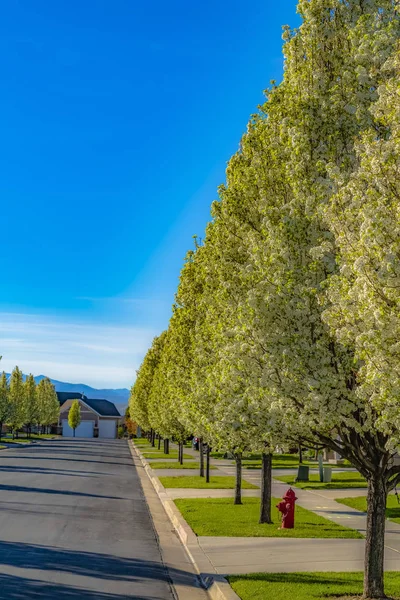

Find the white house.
xmin=57 ymin=392 xmax=121 ymax=439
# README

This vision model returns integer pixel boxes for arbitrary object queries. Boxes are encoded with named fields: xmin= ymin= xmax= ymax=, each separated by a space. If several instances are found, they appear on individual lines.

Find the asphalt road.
xmin=0 ymin=439 xmax=178 ymax=599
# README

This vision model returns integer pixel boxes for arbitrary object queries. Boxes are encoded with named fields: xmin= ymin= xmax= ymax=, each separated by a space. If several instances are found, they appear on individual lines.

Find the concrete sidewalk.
xmin=197 ymin=537 xmax=400 ymax=575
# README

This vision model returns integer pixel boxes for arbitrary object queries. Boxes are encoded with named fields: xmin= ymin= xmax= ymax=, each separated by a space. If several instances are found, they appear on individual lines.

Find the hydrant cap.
xmin=283 ymin=487 xmax=297 ymax=501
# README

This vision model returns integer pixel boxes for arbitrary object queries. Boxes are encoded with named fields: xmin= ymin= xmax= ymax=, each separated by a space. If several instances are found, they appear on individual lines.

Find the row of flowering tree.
xmin=0 ymin=367 xmax=60 ymax=438
xmin=130 ymin=1 xmax=400 ymax=598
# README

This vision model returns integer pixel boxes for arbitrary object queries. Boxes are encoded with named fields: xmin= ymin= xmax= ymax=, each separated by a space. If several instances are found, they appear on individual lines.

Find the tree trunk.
xmin=234 ymin=453 xmax=242 ymax=505
xmin=179 ymin=442 xmax=183 ymax=464
xmin=259 ymin=452 xmax=273 ymax=524
xmin=158 ymin=435 xmax=161 ymax=450
xmin=73 ymin=429 xmax=76 ymax=438
xmin=299 ymin=445 xmax=303 ymax=464
xmin=165 ymin=439 xmax=169 ymax=455
xmin=199 ymin=438 xmax=204 ymax=477
xmin=151 ymin=429 xmax=155 ymax=447
xmin=363 ymin=475 xmax=387 ymax=599
xmin=0 ymin=421 xmax=2 ymax=442
xmin=206 ymin=445 xmax=211 ymax=483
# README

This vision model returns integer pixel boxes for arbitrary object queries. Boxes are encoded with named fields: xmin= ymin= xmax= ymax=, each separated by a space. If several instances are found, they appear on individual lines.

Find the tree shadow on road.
xmin=0 ymin=455 xmax=132 ymax=466
xmin=0 ymin=571 xmax=170 ymax=599
xmin=0 ymin=541 xmax=193 ymax=585
xmin=0 ymin=483 xmax=124 ymax=499
xmin=0 ymin=466 xmax=103 ymax=477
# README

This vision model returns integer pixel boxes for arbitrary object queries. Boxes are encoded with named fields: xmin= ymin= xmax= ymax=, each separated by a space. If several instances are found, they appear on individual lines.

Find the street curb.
xmin=130 ymin=440 xmax=241 ymax=600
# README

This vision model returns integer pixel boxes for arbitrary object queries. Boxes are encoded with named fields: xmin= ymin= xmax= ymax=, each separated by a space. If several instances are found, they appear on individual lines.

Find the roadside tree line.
xmin=130 ymin=2 xmax=400 ymax=598
xmin=0 ymin=367 xmax=59 ymax=438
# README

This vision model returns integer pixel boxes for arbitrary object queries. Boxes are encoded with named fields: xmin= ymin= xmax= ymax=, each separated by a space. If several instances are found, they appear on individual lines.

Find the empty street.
xmin=0 ymin=439 xmax=177 ymax=599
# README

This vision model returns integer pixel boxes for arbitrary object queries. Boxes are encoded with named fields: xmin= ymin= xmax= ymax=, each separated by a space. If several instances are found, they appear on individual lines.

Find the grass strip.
xmin=244 ymin=454 xmax=352 ymax=470
xmin=159 ymin=476 xmax=258 ymax=489
xmin=336 ymin=495 xmax=400 ymax=524
xmin=228 ymin=572 xmax=400 ymax=600
xmin=174 ymin=497 xmax=362 ymax=538
xmin=149 ymin=461 xmax=216 ymax=470
xmin=276 ymin=472 xmax=366 ymax=489
xmin=206 ymin=452 xmax=352 ymax=470
xmin=142 ymin=451 xmax=193 ymax=460
xmin=30 ymin=434 xmax=60 ymax=439
xmin=1 ymin=438 xmax=33 ymax=444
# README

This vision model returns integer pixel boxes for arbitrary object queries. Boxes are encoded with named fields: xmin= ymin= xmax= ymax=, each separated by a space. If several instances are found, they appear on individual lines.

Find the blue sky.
xmin=0 ymin=0 xmax=299 ymax=388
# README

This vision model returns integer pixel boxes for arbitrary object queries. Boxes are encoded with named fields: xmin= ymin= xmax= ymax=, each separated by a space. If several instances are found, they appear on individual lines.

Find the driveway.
xmin=0 ymin=439 xmax=179 ymax=599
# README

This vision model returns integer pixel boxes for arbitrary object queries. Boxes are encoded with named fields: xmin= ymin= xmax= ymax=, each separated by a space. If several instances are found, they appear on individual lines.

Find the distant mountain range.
xmin=6 ymin=373 xmax=130 ymax=416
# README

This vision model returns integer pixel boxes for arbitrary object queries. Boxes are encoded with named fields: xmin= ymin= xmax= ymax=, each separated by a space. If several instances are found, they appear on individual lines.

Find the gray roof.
xmin=84 ymin=397 xmax=120 ymax=417
xmin=57 ymin=392 xmax=120 ymax=417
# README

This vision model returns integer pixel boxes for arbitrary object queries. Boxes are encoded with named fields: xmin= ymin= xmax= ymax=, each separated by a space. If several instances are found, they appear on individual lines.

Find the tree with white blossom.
xmin=323 ymin=49 xmax=400 ymax=598
xmin=215 ymin=2 xmax=400 ymax=597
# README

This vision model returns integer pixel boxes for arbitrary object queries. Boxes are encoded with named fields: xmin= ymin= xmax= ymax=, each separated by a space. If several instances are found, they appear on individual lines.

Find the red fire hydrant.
xmin=276 ymin=488 xmax=297 ymax=529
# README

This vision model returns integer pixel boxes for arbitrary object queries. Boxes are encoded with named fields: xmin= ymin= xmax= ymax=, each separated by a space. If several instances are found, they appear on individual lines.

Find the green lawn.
xmin=174 ymin=497 xmax=362 ymax=538
xmin=336 ymin=495 xmax=400 ymax=524
xmin=1 ymin=434 xmax=60 ymax=443
xmin=276 ymin=471 xmax=366 ymax=489
xmin=210 ymin=451 xmax=231 ymax=459
xmin=228 ymin=572 xmax=400 ymax=600
xmin=150 ymin=461 xmax=216 ymax=470
xmin=142 ymin=451 xmax=193 ymax=460
xmin=243 ymin=454 xmax=352 ymax=470
xmin=134 ymin=438 xmax=152 ymax=446
xmin=0 ymin=437 xmax=33 ymax=444
xmin=30 ymin=433 xmax=61 ymax=439
xmin=159 ymin=476 xmax=258 ymax=489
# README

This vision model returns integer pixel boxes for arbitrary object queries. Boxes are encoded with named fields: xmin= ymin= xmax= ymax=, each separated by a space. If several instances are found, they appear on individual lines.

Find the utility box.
xmin=296 ymin=465 xmax=309 ymax=482
xmin=323 ymin=467 xmax=332 ymax=483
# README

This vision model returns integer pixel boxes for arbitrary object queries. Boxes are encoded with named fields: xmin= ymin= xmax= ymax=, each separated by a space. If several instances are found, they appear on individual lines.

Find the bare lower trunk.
xmin=151 ymin=429 xmax=155 ymax=447
xmin=234 ymin=453 xmax=242 ymax=505
xmin=299 ymin=445 xmax=303 ymax=464
xmin=259 ymin=452 xmax=273 ymax=524
xmin=165 ymin=439 xmax=169 ymax=455
xmin=206 ymin=445 xmax=210 ymax=483
xmin=73 ymin=429 xmax=76 ymax=438
xmin=199 ymin=438 xmax=204 ymax=477
xmin=363 ymin=475 xmax=387 ymax=599
xmin=179 ymin=442 xmax=183 ymax=464
xmin=158 ymin=435 xmax=161 ymax=450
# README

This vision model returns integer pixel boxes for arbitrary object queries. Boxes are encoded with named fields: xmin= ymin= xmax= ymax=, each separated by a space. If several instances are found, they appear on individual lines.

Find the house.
xmin=57 ymin=392 xmax=121 ymax=439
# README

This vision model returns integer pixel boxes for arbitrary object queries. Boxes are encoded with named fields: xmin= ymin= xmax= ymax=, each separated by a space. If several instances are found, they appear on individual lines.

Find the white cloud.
xmin=0 ymin=312 xmax=157 ymax=388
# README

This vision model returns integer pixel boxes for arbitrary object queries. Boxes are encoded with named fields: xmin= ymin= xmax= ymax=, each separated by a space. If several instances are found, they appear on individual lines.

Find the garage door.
xmin=98 ymin=420 xmax=117 ymax=439
xmin=62 ymin=420 xmax=94 ymax=438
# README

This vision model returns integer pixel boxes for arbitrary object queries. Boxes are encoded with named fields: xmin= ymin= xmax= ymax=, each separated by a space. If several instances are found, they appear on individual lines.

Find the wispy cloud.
xmin=0 ymin=312 xmax=157 ymax=388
